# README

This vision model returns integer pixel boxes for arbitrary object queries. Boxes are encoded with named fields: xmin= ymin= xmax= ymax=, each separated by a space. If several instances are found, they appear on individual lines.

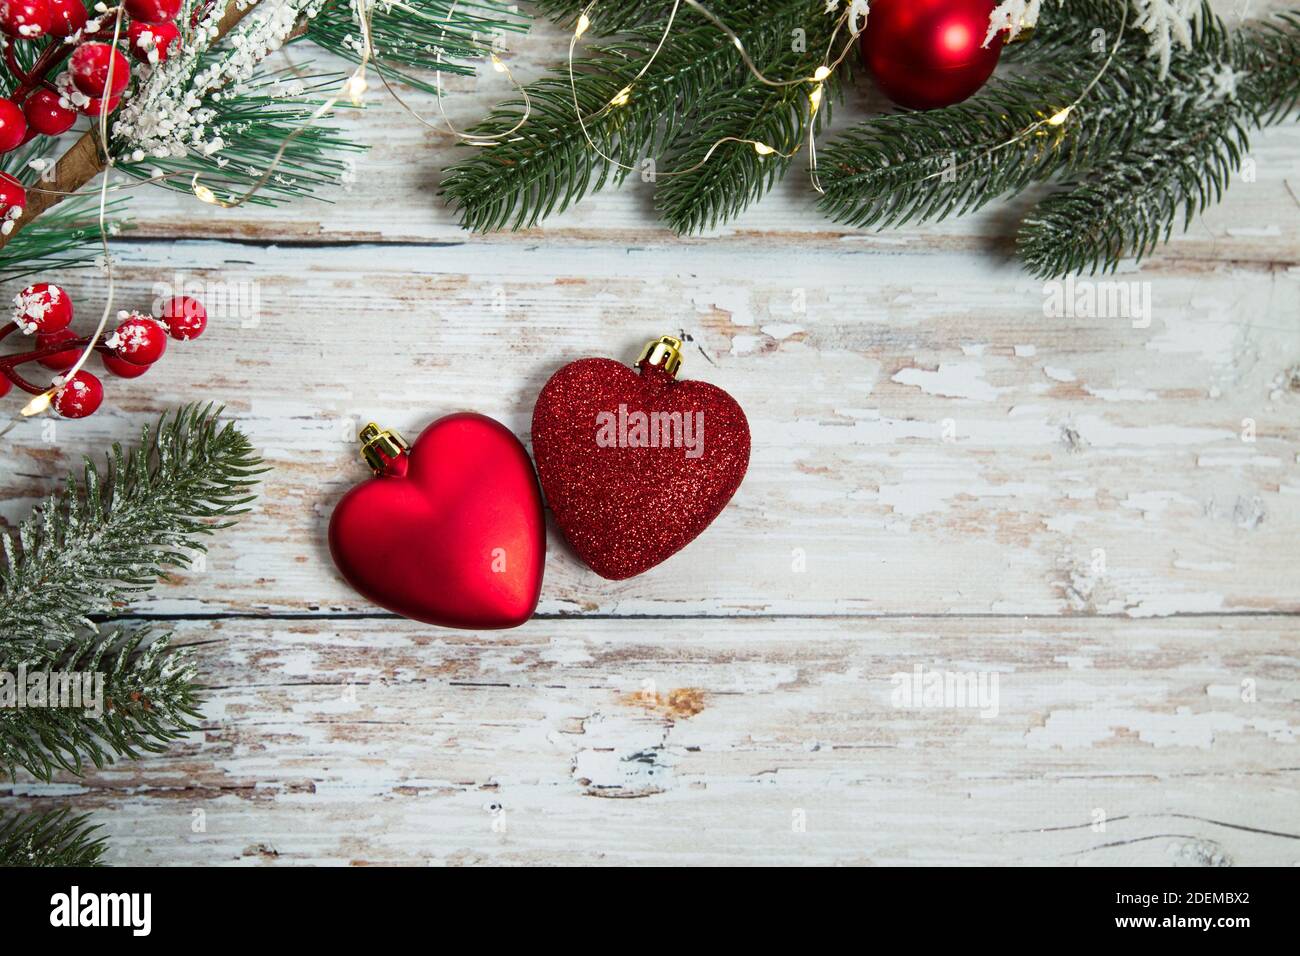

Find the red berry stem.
xmin=4 ymin=45 xmax=31 ymax=88
xmin=9 ymin=40 xmax=74 ymax=104
xmin=0 ymin=335 xmax=105 ymax=393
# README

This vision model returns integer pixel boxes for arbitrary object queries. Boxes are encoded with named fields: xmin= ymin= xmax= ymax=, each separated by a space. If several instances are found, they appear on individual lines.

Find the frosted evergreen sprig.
xmin=0 ymin=404 xmax=264 ymax=661
xmin=1 ymin=627 xmax=203 ymax=781
xmin=0 ymin=808 xmax=107 ymax=867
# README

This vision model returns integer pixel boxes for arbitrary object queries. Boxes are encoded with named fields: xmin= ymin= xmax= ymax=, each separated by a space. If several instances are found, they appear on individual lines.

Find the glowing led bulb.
xmin=1048 ymin=106 xmax=1073 ymax=126
xmin=20 ymin=390 xmax=53 ymax=416
xmin=753 ymin=142 xmax=775 ymax=156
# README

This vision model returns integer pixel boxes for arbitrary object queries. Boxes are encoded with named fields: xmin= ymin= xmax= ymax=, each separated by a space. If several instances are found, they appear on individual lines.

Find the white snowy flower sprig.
xmin=986 ymin=0 xmax=1042 ymax=46
xmin=985 ymin=0 xmax=1202 ymax=80
xmin=112 ymin=0 xmax=329 ymax=163
xmin=1131 ymin=0 xmax=1201 ymax=78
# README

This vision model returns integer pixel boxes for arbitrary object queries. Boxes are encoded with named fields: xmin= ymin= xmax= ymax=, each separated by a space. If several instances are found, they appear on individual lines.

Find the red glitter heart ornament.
xmin=531 ymin=336 xmax=750 ymax=580
xmin=328 ymin=413 xmax=545 ymax=629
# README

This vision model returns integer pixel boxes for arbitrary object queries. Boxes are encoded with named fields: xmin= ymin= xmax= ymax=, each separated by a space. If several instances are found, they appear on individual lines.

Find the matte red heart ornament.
xmin=328 ymin=413 xmax=545 ymax=629
xmin=531 ymin=336 xmax=750 ymax=580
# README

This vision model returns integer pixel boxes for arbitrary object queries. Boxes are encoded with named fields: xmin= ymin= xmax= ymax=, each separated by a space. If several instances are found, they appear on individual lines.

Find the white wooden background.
xmin=2 ymin=3 xmax=1299 ymax=865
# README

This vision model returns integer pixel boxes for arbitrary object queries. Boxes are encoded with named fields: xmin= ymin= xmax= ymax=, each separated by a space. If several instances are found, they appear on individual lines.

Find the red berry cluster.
xmin=0 ymin=281 xmax=206 ymax=418
xmin=0 ymin=1 xmax=184 ymax=181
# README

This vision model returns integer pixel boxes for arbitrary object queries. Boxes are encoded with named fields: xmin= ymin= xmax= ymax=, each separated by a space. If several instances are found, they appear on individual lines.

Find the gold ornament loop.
xmin=359 ymin=422 xmax=410 ymax=473
xmin=637 ymin=335 xmax=685 ymax=378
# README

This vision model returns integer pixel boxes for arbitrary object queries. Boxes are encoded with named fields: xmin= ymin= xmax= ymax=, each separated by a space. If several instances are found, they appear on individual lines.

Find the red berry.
xmin=0 ymin=172 xmax=24 ymax=216
xmin=52 ymin=370 xmax=103 ymax=418
xmin=76 ymin=92 xmax=122 ymax=118
xmin=124 ymin=0 xmax=181 ymax=22
xmin=36 ymin=328 xmax=82 ymax=370
xmin=45 ymin=0 xmax=83 ymax=36
xmin=159 ymin=296 xmax=206 ymax=340
xmin=13 ymin=282 xmax=73 ymax=333
xmin=23 ymin=89 xmax=76 ymax=136
xmin=0 ymin=374 xmax=10 ymax=398
xmin=111 ymin=313 xmax=167 ymax=365
xmin=127 ymin=20 xmax=179 ymax=64
xmin=102 ymin=351 xmax=151 ymax=378
xmin=0 ymin=99 xmax=27 ymax=152
xmin=70 ymin=43 xmax=130 ymax=99
xmin=0 ymin=0 xmax=52 ymax=39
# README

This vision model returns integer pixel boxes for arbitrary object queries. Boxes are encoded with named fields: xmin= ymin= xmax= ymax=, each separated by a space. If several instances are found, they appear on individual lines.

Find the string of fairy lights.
xmin=7 ymin=0 xmax=1129 ymax=428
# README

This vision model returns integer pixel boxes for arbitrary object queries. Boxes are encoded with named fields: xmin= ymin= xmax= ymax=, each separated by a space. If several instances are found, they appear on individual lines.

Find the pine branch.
xmin=1019 ymin=9 xmax=1300 ymax=276
xmin=440 ymin=0 xmax=824 ymax=231
xmin=816 ymin=1 xmax=1223 ymax=230
xmin=305 ymin=0 xmax=529 ymax=94
xmin=655 ymin=57 xmax=835 ymax=233
xmin=531 ymin=0 xmax=687 ymax=33
xmin=654 ymin=4 xmax=851 ymax=234
xmin=1 ymin=627 xmax=202 ymax=781
xmin=0 ymin=807 xmax=106 ymax=866
xmin=0 ymin=404 xmax=264 ymax=662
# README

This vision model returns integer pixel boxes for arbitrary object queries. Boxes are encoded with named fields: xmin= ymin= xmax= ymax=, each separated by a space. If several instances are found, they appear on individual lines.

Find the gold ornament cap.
xmin=636 ymin=335 xmax=684 ymax=378
xmin=358 ymin=422 xmax=409 ymax=474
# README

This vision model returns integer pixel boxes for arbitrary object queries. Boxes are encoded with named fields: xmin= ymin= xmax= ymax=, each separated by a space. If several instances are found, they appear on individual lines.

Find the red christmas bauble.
xmin=531 ymin=335 xmax=750 ymax=580
xmin=23 ymin=88 xmax=77 ymax=136
xmin=861 ymin=0 xmax=1002 ymax=110
xmin=329 ymin=413 xmax=545 ymax=629
xmin=127 ymin=20 xmax=180 ymax=63
xmin=0 ymin=99 xmax=27 ymax=152
xmin=36 ymin=328 xmax=82 ymax=369
xmin=159 ymin=294 xmax=206 ymax=339
xmin=13 ymin=282 xmax=73 ymax=333
xmin=0 ymin=0 xmax=52 ymax=39
xmin=46 ymin=0 xmax=85 ymax=36
xmin=111 ymin=312 xmax=167 ymax=365
xmin=52 ymin=370 xmax=103 ymax=418
xmin=70 ymin=43 xmax=130 ymax=99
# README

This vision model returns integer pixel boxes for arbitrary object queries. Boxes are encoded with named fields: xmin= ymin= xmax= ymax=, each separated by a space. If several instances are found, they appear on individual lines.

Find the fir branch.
xmin=1 ymin=628 xmax=202 ymax=781
xmin=531 ymin=0 xmax=688 ymax=33
xmin=305 ymin=0 xmax=530 ymax=94
xmin=0 ymin=807 xmax=106 ymax=867
xmin=655 ymin=55 xmax=836 ymax=233
xmin=440 ymin=0 xmax=824 ymax=231
xmin=815 ymin=0 xmax=1216 ymax=230
xmin=1019 ymin=10 xmax=1300 ymax=276
xmin=0 ymin=404 xmax=264 ymax=661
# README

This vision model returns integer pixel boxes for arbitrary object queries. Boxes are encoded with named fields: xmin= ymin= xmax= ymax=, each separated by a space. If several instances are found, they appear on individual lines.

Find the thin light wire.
xmin=916 ymin=6 xmax=1131 ymax=187
xmin=565 ymin=0 xmax=861 ymax=188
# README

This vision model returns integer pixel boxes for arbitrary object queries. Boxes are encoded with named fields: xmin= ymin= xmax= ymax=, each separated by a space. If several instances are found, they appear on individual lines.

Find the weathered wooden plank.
xmin=3 ymin=616 xmax=1295 ymax=865
xmin=2 ymin=240 xmax=1296 ymax=616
